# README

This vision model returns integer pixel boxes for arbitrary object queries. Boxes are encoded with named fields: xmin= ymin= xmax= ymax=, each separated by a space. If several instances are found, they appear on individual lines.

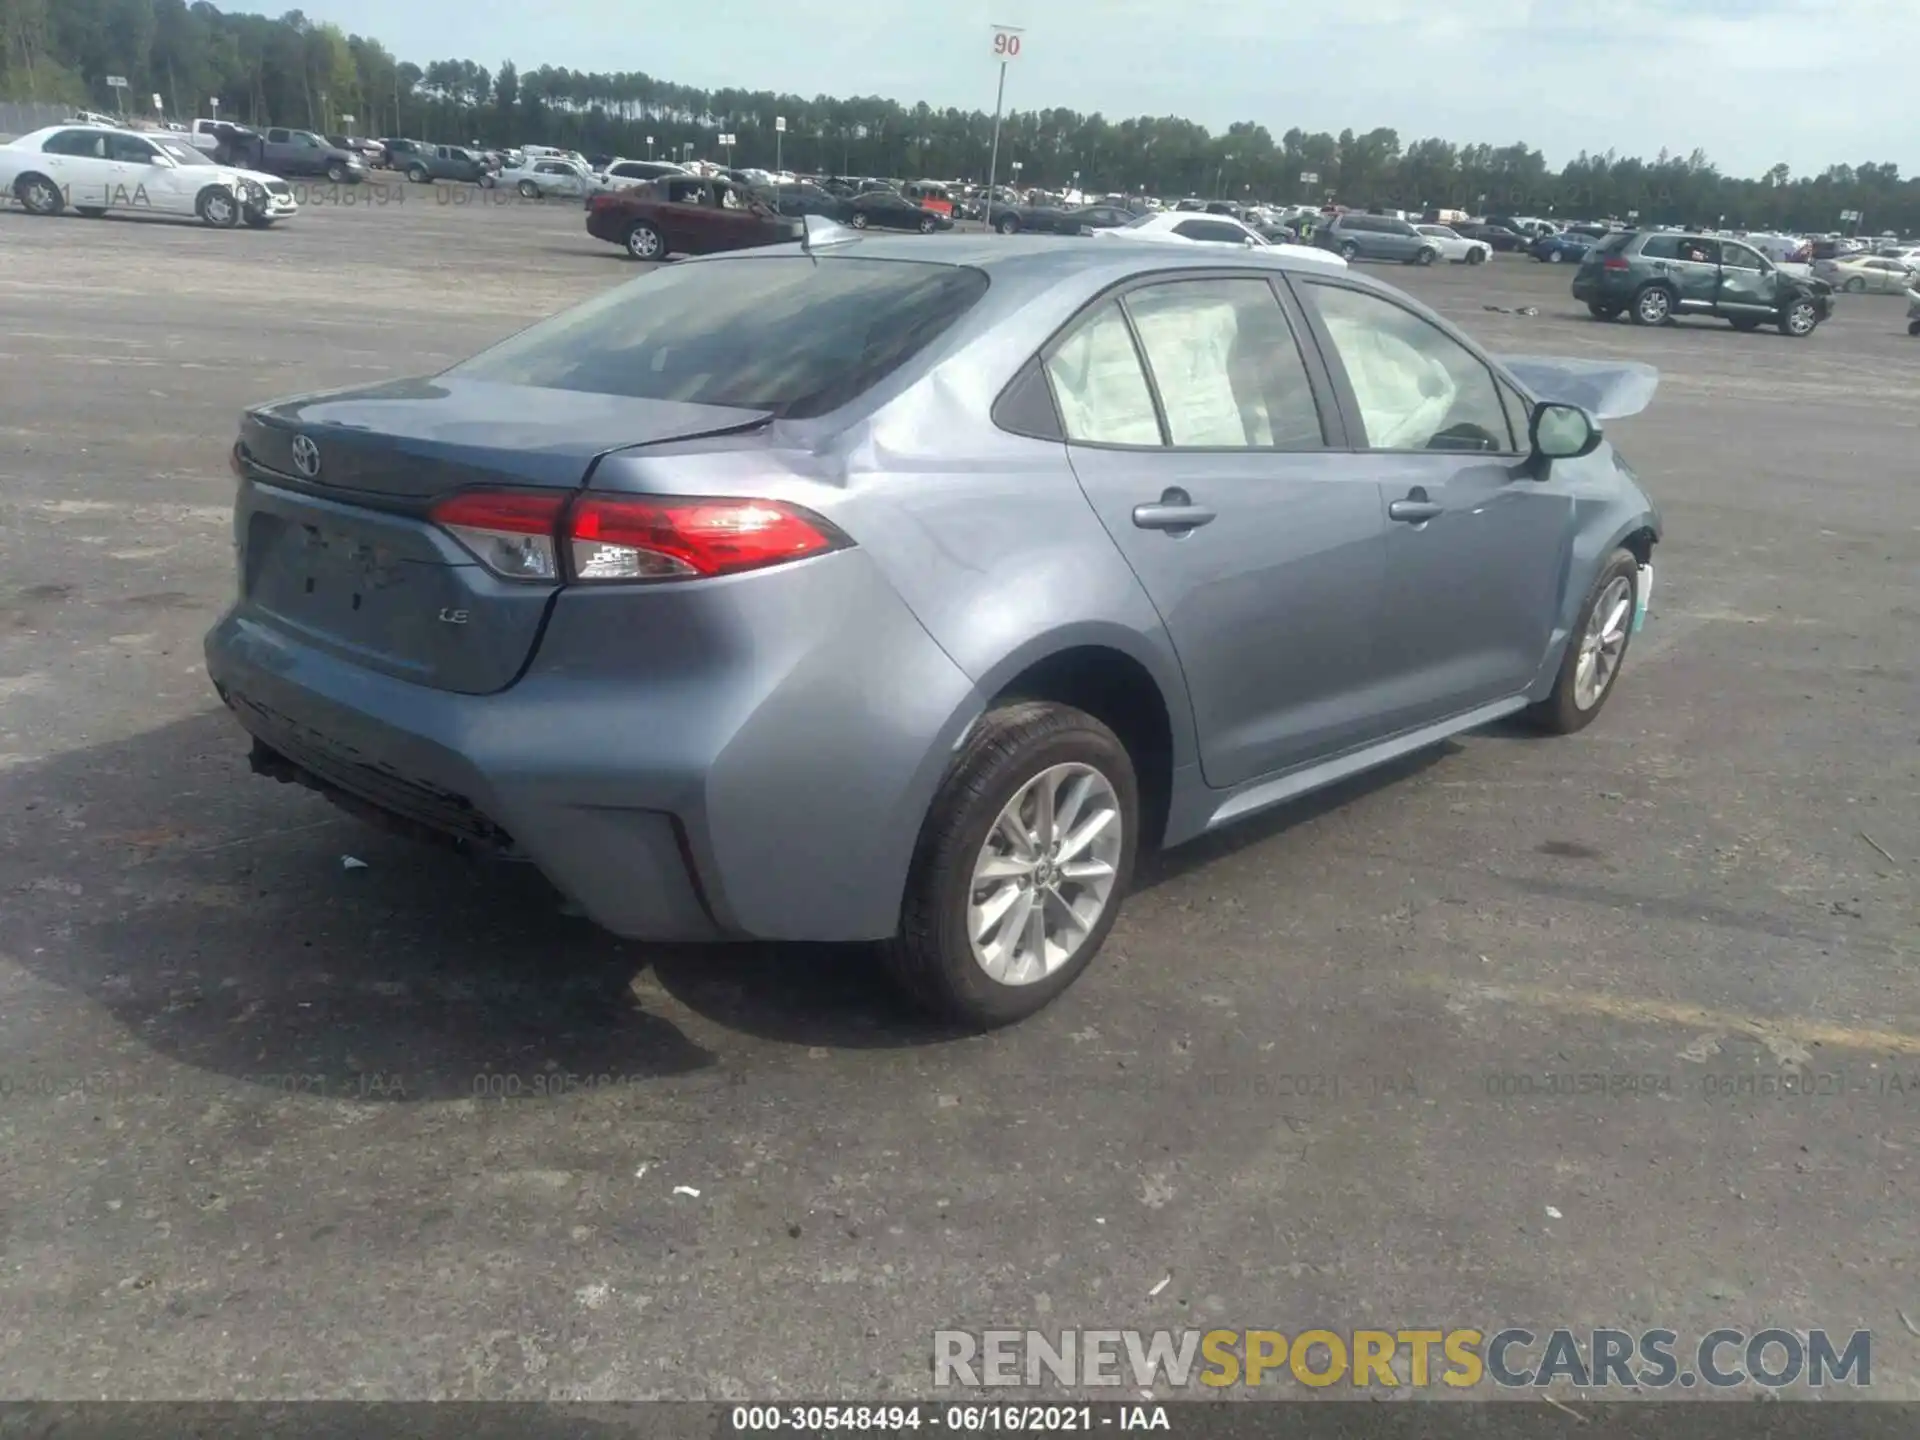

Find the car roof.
xmin=762 ymin=232 xmax=1349 ymax=279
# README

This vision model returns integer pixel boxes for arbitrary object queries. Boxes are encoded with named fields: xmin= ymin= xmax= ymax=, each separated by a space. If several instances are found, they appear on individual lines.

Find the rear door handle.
xmin=1133 ymin=488 xmax=1216 ymax=532
xmin=1388 ymin=499 xmax=1444 ymax=523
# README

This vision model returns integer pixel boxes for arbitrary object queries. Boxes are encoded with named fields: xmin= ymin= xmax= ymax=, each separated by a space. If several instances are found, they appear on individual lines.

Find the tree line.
xmin=4 ymin=0 xmax=1916 ymax=233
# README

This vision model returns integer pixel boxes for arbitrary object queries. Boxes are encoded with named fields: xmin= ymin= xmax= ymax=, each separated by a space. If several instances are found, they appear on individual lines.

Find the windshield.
xmin=155 ymin=140 xmax=215 ymax=167
xmin=1124 ymin=214 xmax=1159 ymax=229
xmin=295 ymin=132 xmax=321 ymax=147
xmin=1419 ymin=226 xmax=1457 ymax=238
xmin=449 ymin=256 xmax=990 ymax=419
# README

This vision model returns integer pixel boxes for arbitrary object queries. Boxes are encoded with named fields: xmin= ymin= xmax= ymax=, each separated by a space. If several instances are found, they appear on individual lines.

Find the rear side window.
xmin=1639 ymin=235 xmax=1680 ymax=260
xmin=1123 ymin=279 xmax=1325 ymax=449
xmin=1044 ymin=302 xmax=1162 ymax=446
xmin=1172 ymin=219 xmax=1247 ymax=244
xmin=43 ymin=129 xmax=106 ymax=157
xmin=449 ymin=257 xmax=989 ymax=420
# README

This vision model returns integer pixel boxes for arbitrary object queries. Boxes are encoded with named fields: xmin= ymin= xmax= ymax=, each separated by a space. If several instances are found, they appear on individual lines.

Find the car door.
xmin=1383 ymin=220 xmax=1421 ymax=261
xmin=38 ymin=129 xmax=110 ymax=208
xmin=1661 ymin=237 xmax=1722 ymax=311
xmin=102 ymin=131 xmax=169 ymax=214
xmin=663 ymin=178 xmax=719 ymax=251
xmin=1715 ymin=241 xmax=1776 ymax=316
xmin=1051 ymin=274 xmax=1395 ymax=789
xmin=1292 ymin=277 xmax=1572 ymax=731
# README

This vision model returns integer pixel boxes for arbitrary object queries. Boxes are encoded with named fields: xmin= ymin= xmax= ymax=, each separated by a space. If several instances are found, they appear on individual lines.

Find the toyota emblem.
xmin=290 ymin=433 xmax=321 ymax=479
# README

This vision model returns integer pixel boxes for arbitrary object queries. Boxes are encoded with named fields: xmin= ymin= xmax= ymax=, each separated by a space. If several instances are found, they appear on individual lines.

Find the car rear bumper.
xmin=204 ymin=548 xmax=978 ymax=945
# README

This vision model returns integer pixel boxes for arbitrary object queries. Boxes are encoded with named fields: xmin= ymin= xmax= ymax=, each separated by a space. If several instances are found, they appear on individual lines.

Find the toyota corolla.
xmin=205 ymin=231 xmax=1661 ymax=1027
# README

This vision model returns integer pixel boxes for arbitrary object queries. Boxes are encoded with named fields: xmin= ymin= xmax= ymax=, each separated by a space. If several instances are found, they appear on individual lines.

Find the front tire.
xmin=75 ymin=205 xmax=107 ymax=219
xmin=1630 ymin=285 xmax=1674 ymax=326
xmin=1908 ymin=319 xmax=1920 ymax=336
xmin=518 ymin=180 xmax=540 ymax=199
xmin=884 ymin=702 xmax=1139 ymax=1029
xmin=918 ymin=214 xmax=937 ymax=233
xmin=1467 ymin=247 xmax=1487 ymax=265
xmin=407 ymin=165 xmax=428 ymax=184
xmin=325 ymin=162 xmax=348 ymax=183
xmin=849 ymin=211 xmax=870 ymax=229
xmin=1780 ymin=299 xmax=1819 ymax=338
xmin=196 ymin=186 xmax=241 ymax=228
xmin=996 ymin=214 xmax=1019 ymax=234
xmin=1526 ymin=549 xmax=1641 ymax=735
xmin=1729 ymin=316 xmax=1760 ymax=332
xmin=1843 ymin=277 xmax=1866 ymax=294
xmin=1547 ymin=249 xmax=1564 ymax=263
xmin=14 ymin=173 xmax=63 ymax=216
xmin=244 ymin=211 xmax=274 ymax=229
xmin=1413 ymin=247 xmax=1437 ymax=266
xmin=1339 ymin=240 xmax=1359 ymax=261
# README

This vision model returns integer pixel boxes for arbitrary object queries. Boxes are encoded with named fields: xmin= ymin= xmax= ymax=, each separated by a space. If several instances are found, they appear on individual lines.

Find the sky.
xmin=305 ymin=0 xmax=1917 ymax=180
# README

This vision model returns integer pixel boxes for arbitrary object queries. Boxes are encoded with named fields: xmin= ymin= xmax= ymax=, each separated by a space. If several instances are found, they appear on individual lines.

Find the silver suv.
xmin=1316 ymin=212 xmax=1439 ymax=266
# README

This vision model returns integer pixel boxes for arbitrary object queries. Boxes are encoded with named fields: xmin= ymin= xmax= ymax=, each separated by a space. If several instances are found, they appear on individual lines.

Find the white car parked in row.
xmin=482 ymin=155 xmax=601 ymax=200
xmin=1 ymin=124 xmax=297 ymax=227
xmin=1096 ymin=210 xmax=1347 ymax=269
xmin=1415 ymin=223 xmax=1492 ymax=265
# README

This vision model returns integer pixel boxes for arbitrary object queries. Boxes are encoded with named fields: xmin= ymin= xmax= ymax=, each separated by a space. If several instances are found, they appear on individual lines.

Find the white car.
xmin=1415 ymin=223 xmax=1491 ymax=266
xmin=484 ymin=156 xmax=599 ymax=199
xmin=1097 ymin=210 xmax=1347 ymax=269
xmin=600 ymin=158 xmax=693 ymax=191
xmin=1 ymin=124 xmax=297 ymax=227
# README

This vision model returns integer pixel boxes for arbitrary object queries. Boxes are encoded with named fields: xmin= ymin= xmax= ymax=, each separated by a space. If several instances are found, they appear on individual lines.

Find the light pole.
xmin=775 ymin=115 xmax=785 ymax=176
xmin=1010 ymin=160 xmax=1023 ymax=198
xmin=1214 ymin=152 xmax=1234 ymax=199
xmin=645 ymin=135 xmax=654 ymax=160
xmin=720 ymin=132 xmax=735 ymax=169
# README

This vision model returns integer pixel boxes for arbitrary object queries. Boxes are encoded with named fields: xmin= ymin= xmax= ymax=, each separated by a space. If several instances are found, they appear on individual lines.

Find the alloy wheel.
xmin=1573 ymin=575 xmax=1633 ymax=711
xmin=1638 ymin=289 xmax=1671 ymax=323
xmin=1786 ymin=302 xmax=1817 ymax=335
xmin=968 ymin=763 xmax=1123 ymax=986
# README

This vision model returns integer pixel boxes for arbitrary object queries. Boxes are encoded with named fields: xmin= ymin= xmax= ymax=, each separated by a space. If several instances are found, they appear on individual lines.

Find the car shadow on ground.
xmin=0 ymin=711 xmax=1467 ymax=1099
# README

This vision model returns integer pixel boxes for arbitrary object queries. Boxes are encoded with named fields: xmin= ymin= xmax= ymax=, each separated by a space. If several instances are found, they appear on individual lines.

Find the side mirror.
xmin=147 ymin=153 xmax=173 ymax=167
xmin=1243 ymin=235 xmax=1260 ymax=248
xmin=1531 ymin=402 xmax=1601 ymax=461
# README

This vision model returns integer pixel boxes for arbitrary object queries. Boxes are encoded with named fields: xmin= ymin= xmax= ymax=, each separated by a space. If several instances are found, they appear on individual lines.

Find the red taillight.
xmin=568 ymin=496 xmax=842 ymax=581
xmin=427 ymin=490 xmax=844 ymax=584
xmin=1602 ymin=256 xmax=1630 ymax=271
xmin=430 ymin=490 xmax=567 ymax=581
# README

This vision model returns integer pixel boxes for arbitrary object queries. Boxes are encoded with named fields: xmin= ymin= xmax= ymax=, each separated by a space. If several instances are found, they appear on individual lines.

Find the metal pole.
xmin=983 ymin=60 xmax=1008 ymax=229
xmin=776 ymin=131 xmax=782 ymax=174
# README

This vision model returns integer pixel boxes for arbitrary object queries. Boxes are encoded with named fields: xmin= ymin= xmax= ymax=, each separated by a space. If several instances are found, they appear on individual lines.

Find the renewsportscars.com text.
xmin=933 ymin=1327 xmax=1871 ymax=1391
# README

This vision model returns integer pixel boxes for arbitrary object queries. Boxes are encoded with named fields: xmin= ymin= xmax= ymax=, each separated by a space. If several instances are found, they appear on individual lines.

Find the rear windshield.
xmin=449 ymin=257 xmax=989 ymax=419
xmin=1597 ymin=232 xmax=1636 ymax=256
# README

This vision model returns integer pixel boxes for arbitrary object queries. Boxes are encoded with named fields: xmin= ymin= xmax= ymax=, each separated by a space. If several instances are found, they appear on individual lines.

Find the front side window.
xmin=107 ymin=133 xmax=158 ymax=164
xmin=1305 ymin=284 xmax=1515 ymax=454
xmin=1044 ymin=302 xmax=1162 ymax=446
xmin=267 ymin=129 xmax=290 ymax=143
xmin=1173 ymin=219 xmax=1249 ymax=244
xmin=1721 ymin=243 xmax=1764 ymax=271
xmin=1123 ymin=279 xmax=1324 ymax=449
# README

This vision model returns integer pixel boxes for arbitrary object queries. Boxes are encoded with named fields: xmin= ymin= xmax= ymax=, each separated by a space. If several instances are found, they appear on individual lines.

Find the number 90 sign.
xmin=991 ymin=27 xmax=1024 ymax=60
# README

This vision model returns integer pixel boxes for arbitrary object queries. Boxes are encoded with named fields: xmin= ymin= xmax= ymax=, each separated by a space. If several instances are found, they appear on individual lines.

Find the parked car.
xmin=986 ymin=200 xmax=1135 ymax=235
xmin=486 ymin=156 xmax=600 ymax=200
xmin=251 ymin=127 xmax=366 ymax=183
xmin=586 ymin=173 xmax=802 ymax=258
xmin=205 ymin=234 xmax=1662 ymax=1027
xmin=600 ymin=158 xmax=691 ymax=191
xmin=847 ymin=189 xmax=956 ymax=233
xmin=1811 ymin=254 xmax=1916 ymax=294
xmin=1573 ymin=231 xmax=1833 ymax=336
xmin=375 ymin=138 xmax=427 ymax=171
xmin=1415 ymin=224 xmax=1490 ymax=265
xmin=1531 ymin=230 xmax=1602 ymax=264
xmin=756 ymin=181 xmax=857 ymax=221
xmin=1 ymin=124 xmax=298 ymax=227
xmin=400 ymin=145 xmax=490 ymax=184
xmin=1314 ymin=211 xmax=1440 ymax=265
xmin=1095 ymin=211 xmax=1348 ymax=270
xmin=1453 ymin=222 xmax=1524 ymax=253
xmin=326 ymin=135 xmax=384 ymax=165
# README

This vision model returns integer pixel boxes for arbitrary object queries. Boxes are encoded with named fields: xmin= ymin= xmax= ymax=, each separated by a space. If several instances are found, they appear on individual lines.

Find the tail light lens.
xmin=1602 ymin=256 xmax=1630 ymax=271
xmin=569 ymin=496 xmax=843 ymax=581
xmin=430 ymin=491 xmax=566 ymax=580
xmin=430 ymin=491 xmax=845 ymax=584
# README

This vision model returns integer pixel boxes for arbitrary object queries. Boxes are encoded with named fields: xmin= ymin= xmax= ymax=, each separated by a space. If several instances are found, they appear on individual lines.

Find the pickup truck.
xmin=182 ymin=119 xmax=364 ymax=182
xmin=396 ymin=144 xmax=491 ymax=184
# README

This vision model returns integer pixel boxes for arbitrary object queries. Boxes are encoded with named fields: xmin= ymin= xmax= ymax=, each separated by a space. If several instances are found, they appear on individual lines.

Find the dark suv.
xmin=1572 ymin=231 xmax=1834 ymax=337
xmin=1313 ymin=212 xmax=1438 ymax=265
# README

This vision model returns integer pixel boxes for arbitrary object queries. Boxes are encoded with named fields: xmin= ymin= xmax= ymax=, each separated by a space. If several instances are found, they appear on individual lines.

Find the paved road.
xmin=1 ymin=197 xmax=1917 ymax=1400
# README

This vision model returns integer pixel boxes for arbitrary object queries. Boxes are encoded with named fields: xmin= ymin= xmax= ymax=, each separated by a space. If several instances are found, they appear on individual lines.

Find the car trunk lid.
xmin=234 ymin=378 xmax=773 ymax=694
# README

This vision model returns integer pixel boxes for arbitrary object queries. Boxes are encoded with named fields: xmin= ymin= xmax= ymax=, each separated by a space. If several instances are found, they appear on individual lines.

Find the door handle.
xmin=1133 ymin=488 xmax=1216 ymax=532
xmin=1388 ymin=497 xmax=1444 ymax=523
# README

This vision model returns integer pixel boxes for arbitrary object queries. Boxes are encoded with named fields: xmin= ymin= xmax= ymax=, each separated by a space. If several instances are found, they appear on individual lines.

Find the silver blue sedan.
xmin=205 ymin=230 xmax=1662 ymax=1027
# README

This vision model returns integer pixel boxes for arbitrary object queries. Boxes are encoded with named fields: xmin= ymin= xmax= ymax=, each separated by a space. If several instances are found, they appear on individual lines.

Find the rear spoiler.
xmin=1498 ymin=356 xmax=1660 ymax=421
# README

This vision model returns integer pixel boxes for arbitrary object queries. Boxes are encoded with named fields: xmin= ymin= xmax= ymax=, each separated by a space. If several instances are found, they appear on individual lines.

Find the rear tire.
xmin=1413 ymin=247 xmax=1437 ymax=266
xmin=849 ymin=211 xmax=870 ymax=229
xmin=1467 ymin=248 xmax=1487 ymax=265
xmin=75 ymin=205 xmax=107 ymax=219
xmin=1843 ymin=277 xmax=1866 ymax=293
xmin=518 ymin=180 xmax=540 ymax=199
xmin=1908 ymin=320 xmax=1920 ymax=336
xmin=1526 ymin=549 xmax=1641 ymax=735
xmin=1630 ymin=285 xmax=1674 ymax=326
xmin=1729 ymin=317 xmax=1761 ymax=332
xmin=996 ymin=214 xmax=1019 ymax=234
xmin=14 ymin=173 xmax=63 ymax=216
xmin=1339 ymin=240 xmax=1359 ymax=261
xmin=1587 ymin=302 xmax=1621 ymax=321
xmin=884 ymin=702 xmax=1139 ymax=1029
xmin=1779 ymin=298 xmax=1819 ymax=337
xmin=623 ymin=220 xmax=664 ymax=260
xmin=918 ymin=214 xmax=937 ymax=233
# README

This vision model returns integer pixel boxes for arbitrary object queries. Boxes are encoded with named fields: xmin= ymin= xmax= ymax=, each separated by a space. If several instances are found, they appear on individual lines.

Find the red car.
xmin=586 ymin=174 xmax=802 ymax=260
